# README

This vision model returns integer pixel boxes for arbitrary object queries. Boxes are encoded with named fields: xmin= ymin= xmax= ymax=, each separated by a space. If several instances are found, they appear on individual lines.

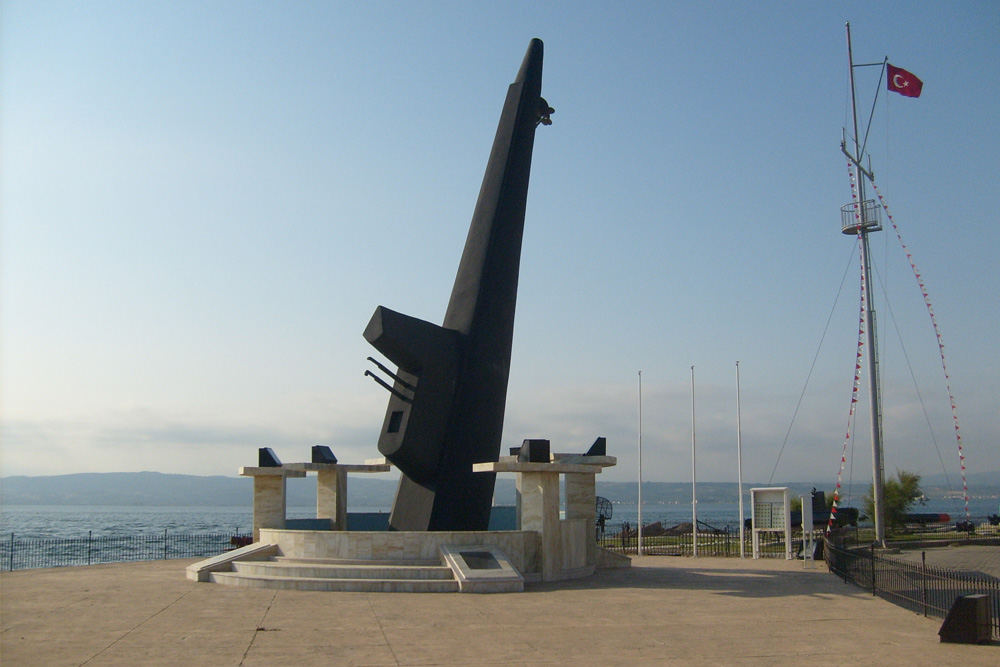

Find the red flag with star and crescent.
xmin=887 ymin=63 xmax=923 ymax=98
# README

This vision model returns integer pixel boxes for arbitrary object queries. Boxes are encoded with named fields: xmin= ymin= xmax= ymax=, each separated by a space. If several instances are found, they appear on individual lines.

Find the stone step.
xmin=273 ymin=556 xmax=443 ymax=567
xmin=209 ymin=570 xmax=460 ymax=593
xmin=232 ymin=560 xmax=454 ymax=580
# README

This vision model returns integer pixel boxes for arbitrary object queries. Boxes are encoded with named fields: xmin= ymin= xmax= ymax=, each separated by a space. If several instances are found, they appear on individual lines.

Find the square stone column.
xmin=564 ymin=473 xmax=597 ymax=566
xmin=239 ymin=467 xmax=305 ymax=541
xmin=316 ymin=468 xmax=348 ymax=530
xmin=253 ymin=474 xmax=286 ymax=540
xmin=284 ymin=461 xmax=391 ymax=532
xmin=564 ymin=473 xmax=595 ymax=520
xmin=514 ymin=474 xmax=522 ymax=530
xmin=474 ymin=457 xmax=615 ymax=582
xmin=519 ymin=470 xmax=561 ymax=581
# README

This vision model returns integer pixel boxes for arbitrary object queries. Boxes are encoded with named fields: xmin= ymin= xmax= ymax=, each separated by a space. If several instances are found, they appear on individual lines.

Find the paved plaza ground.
xmin=895 ymin=544 xmax=1000 ymax=579
xmin=1 ymin=553 xmax=996 ymax=666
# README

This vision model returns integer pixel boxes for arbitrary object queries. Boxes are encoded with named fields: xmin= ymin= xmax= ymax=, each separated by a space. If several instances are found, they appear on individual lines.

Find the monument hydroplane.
xmin=364 ymin=39 xmax=553 ymax=531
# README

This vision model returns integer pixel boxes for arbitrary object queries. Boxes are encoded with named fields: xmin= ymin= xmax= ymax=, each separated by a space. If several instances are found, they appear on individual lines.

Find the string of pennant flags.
xmin=827 ymin=161 xmax=970 ymax=535
xmin=868 ymin=177 xmax=970 ymax=521
xmin=827 ymin=162 xmax=868 ymax=535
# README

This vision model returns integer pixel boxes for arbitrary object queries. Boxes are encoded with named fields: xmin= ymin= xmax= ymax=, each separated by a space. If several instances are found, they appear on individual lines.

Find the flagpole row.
xmin=691 ymin=365 xmax=697 ymax=559
xmin=736 ymin=361 xmax=745 ymax=558
xmin=637 ymin=370 xmax=643 ymax=557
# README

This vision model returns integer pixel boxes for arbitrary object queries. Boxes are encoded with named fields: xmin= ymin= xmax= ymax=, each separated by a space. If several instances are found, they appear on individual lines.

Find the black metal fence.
xmin=835 ymin=521 xmax=1000 ymax=546
xmin=1 ymin=531 xmax=251 ymax=572
xmin=599 ymin=518 xmax=1000 ymax=557
xmin=825 ymin=537 xmax=1000 ymax=639
xmin=596 ymin=521 xmax=821 ymax=558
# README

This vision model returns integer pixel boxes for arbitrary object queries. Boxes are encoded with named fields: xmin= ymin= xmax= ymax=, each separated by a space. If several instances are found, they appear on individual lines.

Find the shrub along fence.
xmin=1 ymin=531 xmax=251 ymax=571
xmin=825 ymin=537 xmax=1000 ymax=640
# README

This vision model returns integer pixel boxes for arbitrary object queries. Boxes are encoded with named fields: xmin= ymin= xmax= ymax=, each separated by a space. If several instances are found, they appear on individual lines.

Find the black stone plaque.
xmin=460 ymin=551 xmax=502 ymax=570
xmin=311 ymin=445 xmax=337 ymax=464
xmin=258 ymin=447 xmax=281 ymax=467
xmin=518 ymin=439 xmax=550 ymax=463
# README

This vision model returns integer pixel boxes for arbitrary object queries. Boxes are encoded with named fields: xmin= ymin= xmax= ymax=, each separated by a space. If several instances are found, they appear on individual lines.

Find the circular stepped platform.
xmin=209 ymin=556 xmax=460 ymax=593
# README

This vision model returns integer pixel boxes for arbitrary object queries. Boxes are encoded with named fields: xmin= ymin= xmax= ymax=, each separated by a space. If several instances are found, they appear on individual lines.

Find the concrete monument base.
xmin=188 ymin=445 xmax=626 ymax=593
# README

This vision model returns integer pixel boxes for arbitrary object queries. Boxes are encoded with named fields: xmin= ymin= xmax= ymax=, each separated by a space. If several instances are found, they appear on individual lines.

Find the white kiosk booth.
xmin=750 ymin=487 xmax=792 ymax=559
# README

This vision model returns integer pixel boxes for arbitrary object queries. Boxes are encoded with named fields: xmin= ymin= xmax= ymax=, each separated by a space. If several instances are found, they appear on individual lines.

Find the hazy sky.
xmin=3 ymin=1 xmax=998 ymax=490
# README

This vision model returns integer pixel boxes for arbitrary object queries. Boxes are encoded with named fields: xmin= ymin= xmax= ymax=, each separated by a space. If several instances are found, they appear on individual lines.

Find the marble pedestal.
xmin=240 ymin=461 xmax=390 ymax=539
xmin=239 ymin=467 xmax=306 ymax=541
xmin=284 ymin=462 xmax=391 ymax=530
xmin=474 ymin=455 xmax=615 ymax=582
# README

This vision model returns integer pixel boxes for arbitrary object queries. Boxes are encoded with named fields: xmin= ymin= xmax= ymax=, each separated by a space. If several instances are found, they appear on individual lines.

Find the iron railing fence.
xmin=825 ymin=537 xmax=1000 ymax=639
xmin=5 ymin=519 xmax=995 ymax=576
xmin=597 ymin=518 xmax=1000 ymax=558
xmin=835 ymin=520 xmax=1000 ymax=546
xmin=1 ymin=531 xmax=251 ymax=572
xmin=596 ymin=521 xmax=822 ymax=558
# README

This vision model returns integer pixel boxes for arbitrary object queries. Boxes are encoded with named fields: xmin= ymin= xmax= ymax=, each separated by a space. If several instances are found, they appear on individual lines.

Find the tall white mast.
xmin=844 ymin=21 xmax=887 ymax=548
xmin=691 ymin=365 xmax=698 ymax=558
xmin=736 ymin=361 xmax=745 ymax=558
xmin=637 ymin=370 xmax=643 ymax=556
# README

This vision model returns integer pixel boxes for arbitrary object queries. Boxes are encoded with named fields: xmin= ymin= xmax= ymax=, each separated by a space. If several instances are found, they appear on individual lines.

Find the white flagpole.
xmin=691 ymin=365 xmax=697 ymax=558
xmin=637 ymin=370 xmax=643 ymax=557
xmin=736 ymin=361 xmax=745 ymax=558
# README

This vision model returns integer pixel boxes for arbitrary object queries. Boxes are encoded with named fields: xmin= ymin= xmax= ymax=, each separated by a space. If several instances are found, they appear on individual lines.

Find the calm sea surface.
xmin=0 ymin=505 xmax=388 ymax=540
xmin=2 ymin=498 xmax=995 ymax=540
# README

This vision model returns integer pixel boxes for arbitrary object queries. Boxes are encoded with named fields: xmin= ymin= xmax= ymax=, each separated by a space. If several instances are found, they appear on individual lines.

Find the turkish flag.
xmin=887 ymin=64 xmax=923 ymax=98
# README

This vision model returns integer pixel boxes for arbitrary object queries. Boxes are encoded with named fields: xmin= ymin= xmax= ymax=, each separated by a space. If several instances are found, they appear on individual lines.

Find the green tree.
xmin=863 ymin=470 xmax=924 ymax=528
xmin=791 ymin=491 xmax=835 ymax=512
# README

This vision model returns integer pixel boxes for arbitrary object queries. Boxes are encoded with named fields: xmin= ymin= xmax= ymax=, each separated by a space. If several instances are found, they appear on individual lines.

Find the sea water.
xmin=0 ymin=505 xmax=388 ymax=540
xmin=1 ymin=498 xmax=994 ymax=540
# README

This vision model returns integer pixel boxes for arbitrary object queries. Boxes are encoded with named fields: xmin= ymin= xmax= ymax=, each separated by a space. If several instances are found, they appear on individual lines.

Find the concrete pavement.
xmin=2 ymin=555 xmax=996 ymax=666
xmin=894 ymin=544 xmax=1000 ymax=579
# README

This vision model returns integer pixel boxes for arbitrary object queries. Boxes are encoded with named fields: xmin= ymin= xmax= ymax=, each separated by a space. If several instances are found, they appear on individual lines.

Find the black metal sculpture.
xmin=364 ymin=39 xmax=552 ymax=531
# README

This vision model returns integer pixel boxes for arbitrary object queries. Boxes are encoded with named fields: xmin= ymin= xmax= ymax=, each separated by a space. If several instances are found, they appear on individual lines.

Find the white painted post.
xmin=736 ymin=361 xmax=745 ymax=558
xmin=637 ymin=370 xmax=643 ymax=557
xmin=691 ymin=365 xmax=698 ymax=558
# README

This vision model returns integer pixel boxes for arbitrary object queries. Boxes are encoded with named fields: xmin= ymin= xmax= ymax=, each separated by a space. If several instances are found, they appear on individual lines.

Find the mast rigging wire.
xmin=870 ymin=261 xmax=962 ymax=516
xmin=859 ymin=58 xmax=887 ymax=161
xmin=767 ymin=243 xmax=859 ymax=486
xmin=866 ymin=176 xmax=970 ymax=520
xmin=827 ymin=210 xmax=869 ymax=534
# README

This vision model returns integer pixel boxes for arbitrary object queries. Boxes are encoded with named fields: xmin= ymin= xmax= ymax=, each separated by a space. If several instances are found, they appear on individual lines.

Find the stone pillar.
xmin=251 ymin=473 xmax=287 ymax=542
xmin=519 ymin=471 xmax=561 ymax=582
xmin=473 ymin=457 xmax=615 ymax=582
xmin=564 ymin=473 xmax=594 ymax=520
xmin=514 ymin=474 xmax=522 ymax=530
xmin=564 ymin=473 xmax=596 ymax=566
xmin=240 ymin=467 xmax=306 ymax=541
xmin=283 ymin=461 xmax=391 ymax=532
xmin=316 ymin=468 xmax=348 ymax=530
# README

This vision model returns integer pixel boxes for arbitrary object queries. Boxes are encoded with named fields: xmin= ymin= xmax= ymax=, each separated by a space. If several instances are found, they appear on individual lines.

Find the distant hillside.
xmin=0 ymin=472 xmax=396 ymax=507
xmin=0 ymin=473 xmax=785 ymax=507
xmin=2 ymin=471 xmax=995 ymax=507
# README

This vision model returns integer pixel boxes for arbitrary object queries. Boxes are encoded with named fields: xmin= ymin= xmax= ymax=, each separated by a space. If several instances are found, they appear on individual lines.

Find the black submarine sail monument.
xmin=364 ymin=39 xmax=554 ymax=532
xmin=831 ymin=23 xmax=969 ymax=546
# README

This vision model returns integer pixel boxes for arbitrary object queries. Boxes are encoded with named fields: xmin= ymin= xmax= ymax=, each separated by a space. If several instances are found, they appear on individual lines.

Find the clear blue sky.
xmin=3 ymin=1 xmax=997 ymax=489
